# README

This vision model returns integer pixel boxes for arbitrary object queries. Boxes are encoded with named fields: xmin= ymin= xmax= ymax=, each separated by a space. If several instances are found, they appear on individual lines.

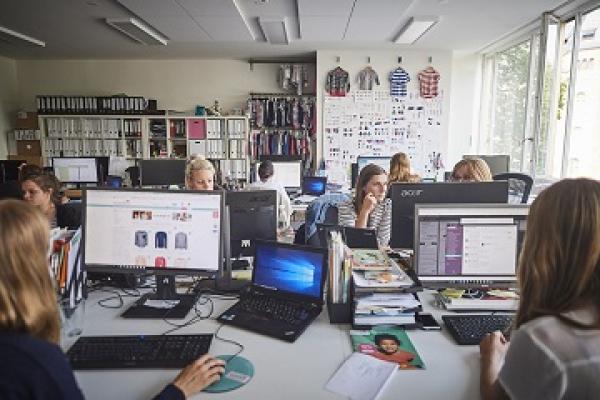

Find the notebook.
xmin=217 ymin=240 xmax=327 ymax=343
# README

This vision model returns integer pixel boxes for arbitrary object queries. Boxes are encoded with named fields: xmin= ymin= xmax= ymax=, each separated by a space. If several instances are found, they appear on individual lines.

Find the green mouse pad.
xmin=203 ymin=355 xmax=254 ymax=393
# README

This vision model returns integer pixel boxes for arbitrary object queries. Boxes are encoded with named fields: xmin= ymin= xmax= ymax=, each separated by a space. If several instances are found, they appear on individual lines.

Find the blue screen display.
xmin=302 ymin=177 xmax=326 ymax=196
xmin=254 ymin=244 xmax=324 ymax=299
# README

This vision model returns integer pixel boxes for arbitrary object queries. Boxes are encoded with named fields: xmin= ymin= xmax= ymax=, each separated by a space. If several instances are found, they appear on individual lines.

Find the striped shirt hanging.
xmin=389 ymin=67 xmax=411 ymax=97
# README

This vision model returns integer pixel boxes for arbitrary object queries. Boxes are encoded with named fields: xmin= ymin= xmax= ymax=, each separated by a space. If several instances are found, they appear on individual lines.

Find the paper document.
xmin=325 ymin=352 xmax=396 ymax=400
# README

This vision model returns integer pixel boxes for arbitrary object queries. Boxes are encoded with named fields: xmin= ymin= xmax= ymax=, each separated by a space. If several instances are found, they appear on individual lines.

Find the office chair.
xmin=493 ymin=173 xmax=533 ymax=204
xmin=125 ymin=166 xmax=140 ymax=187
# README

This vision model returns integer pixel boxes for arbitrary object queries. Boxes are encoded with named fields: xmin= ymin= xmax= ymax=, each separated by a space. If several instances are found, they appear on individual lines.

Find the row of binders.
xmin=49 ymin=228 xmax=84 ymax=305
xmin=37 ymin=95 xmax=147 ymax=115
xmin=226 ymin=119 xmax=246 ymax=138
xmin=44 ymin=139 xmax=122 ymax=158
xmin=219 ymin=159 xmax=247 ymax=180
xmin=44 ymin=118 xmax=119 ymax=138
xmin=13 ymin=129 xmax=41 ymax=140
xmin=206 ymin=119 xmax=225 ymax=139
xmin=228 ymin=139 xmax=247 ymax=159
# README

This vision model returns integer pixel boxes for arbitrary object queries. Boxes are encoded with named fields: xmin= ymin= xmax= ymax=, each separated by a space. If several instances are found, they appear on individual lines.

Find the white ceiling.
xmin=0 ymin=0 xmax=574 ymax=60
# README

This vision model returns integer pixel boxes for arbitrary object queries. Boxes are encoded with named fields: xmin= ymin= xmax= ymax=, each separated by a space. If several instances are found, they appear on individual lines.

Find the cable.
xmin=160 ymin=295 xmax=215 ymax=335
xmin=214 ymin=323 xmax=244 ymax=363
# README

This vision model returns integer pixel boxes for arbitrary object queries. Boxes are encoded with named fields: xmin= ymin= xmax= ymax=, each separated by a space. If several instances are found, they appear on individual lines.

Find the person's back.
xmin=248 ymin=160 xmax=291 ymax=230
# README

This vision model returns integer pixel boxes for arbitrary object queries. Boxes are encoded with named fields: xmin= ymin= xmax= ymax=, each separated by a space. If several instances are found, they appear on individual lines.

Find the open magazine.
xmin=350 ymin=326 xmax=425 ymax=370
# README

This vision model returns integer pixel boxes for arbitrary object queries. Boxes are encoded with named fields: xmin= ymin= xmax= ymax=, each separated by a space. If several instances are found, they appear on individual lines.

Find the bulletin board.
xmin=323 ymin=90 xmax=445 ymax=185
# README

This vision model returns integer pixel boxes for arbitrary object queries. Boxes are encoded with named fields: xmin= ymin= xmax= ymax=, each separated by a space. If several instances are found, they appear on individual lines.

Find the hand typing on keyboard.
xmin=173 ymin=354 xmax=226 ymax=398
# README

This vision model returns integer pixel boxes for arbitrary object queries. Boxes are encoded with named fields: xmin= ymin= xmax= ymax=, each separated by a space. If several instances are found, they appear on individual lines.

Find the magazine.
xmin=350 ymin=326 xmax=425 ymax=370
xmin=351 ymin=249 xmax=391 ymax=270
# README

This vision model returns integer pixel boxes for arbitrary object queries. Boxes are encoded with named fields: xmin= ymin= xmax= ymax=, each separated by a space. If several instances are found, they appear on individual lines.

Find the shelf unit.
xmin=38 ymin=114 xmax=250 ymax=181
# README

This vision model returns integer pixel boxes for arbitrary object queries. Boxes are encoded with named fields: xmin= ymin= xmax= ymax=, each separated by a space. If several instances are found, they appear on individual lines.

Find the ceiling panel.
xmin=176 ymin=0 xmax=240 ymax=17
xmin=194 ymin=17 xmax=254 ymax=41
xmin=300 ymin=17 xmax=348 ymax=41
xmin=142 ymin=16 xmax=212 ymax=41
xmin=351 ymin=0 xmax=413 ymax=19
xmin=344 ymin=18 xmax=399 ymax=41
xmin=117 ymin=0 xmax=187 ymax=17
xmin=297 ymin=0 xmax=354 ymax=16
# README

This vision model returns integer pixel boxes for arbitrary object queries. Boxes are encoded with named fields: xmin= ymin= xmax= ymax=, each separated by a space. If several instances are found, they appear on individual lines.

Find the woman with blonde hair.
xmin=480 ymin=178 xmax=600 ymax=399
xmin=388 ymin=152 xmax=420 ymax=183
xmin=185 ymin=155 xmax=217 ymax=191
xmin=0 ymin=200 xmax=224 ymax=399
xmin=450 ymin=158 xmax=493 ymax=182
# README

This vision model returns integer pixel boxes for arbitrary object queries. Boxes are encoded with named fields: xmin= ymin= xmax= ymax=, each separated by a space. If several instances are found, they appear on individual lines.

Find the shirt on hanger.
xmin=389 ymin=67 xmax=411 ymax=97
xmin=418 ymin=66 xmax=441 ymax=98
xmin=326 ymin=67 xmax=351 ymax=97
xmin=356 ymin=67 xmax=380 ymax=90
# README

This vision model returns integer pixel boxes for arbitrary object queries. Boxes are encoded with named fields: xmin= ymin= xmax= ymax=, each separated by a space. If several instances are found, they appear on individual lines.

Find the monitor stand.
xmin=121 ymin=274 xmax=196 ymax=319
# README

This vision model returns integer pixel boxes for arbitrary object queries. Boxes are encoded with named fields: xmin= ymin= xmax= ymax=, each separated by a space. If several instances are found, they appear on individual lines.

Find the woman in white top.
xmin=480 ymin=178 xmax=600 ymax=400
xmin=185 ymin=155 xmax=217 ymax=191
xmin=337 ymin=164 xmax=391 ymax=246
xmin=246 ymin=160 xmax=292 ymax=230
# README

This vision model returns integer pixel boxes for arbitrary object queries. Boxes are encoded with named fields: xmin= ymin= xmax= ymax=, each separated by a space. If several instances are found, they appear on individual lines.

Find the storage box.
xmin=15 ymin=112 xmax=38 ymax=129
xmin=16 ymin=140 xmax=42 ymax=156
xmin=9 ymin=154 xmax=42 ymax=167
xmin=187 ymin=119 xmax=206 ymax=139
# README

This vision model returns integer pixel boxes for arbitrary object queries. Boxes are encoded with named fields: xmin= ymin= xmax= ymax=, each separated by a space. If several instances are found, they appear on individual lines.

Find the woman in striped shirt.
xmin=338 ymin=164 xmax=391 ymax=247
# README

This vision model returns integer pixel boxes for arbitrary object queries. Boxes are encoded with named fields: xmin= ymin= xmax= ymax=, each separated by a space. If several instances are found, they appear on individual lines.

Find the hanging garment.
xmin=325 ymin=67 xmax=350 ymax=96
xmin=418 ymin=66 xmax=441 ymax=98
xmin=356 ymin=66 xmax=380 ymax=90
xmin=389 ymin=67 xmax=411 ymax=97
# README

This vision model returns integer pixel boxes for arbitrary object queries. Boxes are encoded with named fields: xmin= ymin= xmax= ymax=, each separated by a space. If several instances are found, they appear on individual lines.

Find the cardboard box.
xmin=16 ymin=140 xmax=42 ymax=156
xmin=15 ymin=112 xmax=38 ymax=130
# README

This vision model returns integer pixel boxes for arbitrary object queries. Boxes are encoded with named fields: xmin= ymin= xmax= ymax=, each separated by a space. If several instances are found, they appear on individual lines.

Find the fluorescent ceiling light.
xmin=105 ymin=18 xmax=168 ymax=45
xmin=394 ymin=17 xmax=439 ymax=44
xmin=0 ymin=25 xmax=45 ymax=47
xmin=259 ymin=18 xmax=290 ymax=45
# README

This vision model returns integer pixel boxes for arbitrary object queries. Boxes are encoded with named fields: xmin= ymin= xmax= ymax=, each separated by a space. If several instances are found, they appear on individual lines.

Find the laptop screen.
xmin=253 ymin=242 xmax=325 ymax=300
xmin=302 ymin=176 xmax=327 ymax=196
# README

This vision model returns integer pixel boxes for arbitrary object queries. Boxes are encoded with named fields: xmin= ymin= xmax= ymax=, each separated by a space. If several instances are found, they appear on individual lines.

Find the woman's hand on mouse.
xmin=173 ymin=354 xmax=226 ymax=398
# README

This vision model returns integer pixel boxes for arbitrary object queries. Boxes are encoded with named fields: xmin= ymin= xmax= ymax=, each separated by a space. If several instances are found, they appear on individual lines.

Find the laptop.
xmin=294 ymin=176 xmax=327 ymax=204
xmin=217 ymin=240 xmax=327 ymax=343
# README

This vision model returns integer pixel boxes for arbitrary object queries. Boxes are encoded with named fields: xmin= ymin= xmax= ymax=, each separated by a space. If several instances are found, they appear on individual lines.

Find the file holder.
xmin=326 ymin=278 xmax=353 ymax=324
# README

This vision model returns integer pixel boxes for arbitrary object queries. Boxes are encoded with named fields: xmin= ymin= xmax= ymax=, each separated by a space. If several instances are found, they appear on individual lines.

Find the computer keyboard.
xmin=238 ymin=297 xmax=310 ymax=325
xmin=67 ymin=334 xmax=213 ymax=369
xmin=442 ymin=314 xmax=513 ymax=345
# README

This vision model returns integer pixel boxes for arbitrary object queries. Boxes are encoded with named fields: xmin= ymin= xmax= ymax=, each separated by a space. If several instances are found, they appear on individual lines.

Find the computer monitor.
xmin=463 ymin=155 xmax=510 ymax=176
xmin=302 ymin=176 xmax=327 ymax=196
xmin=356 ymin=156 xmax=391 ymax=175
xmin=227 ymin=190 xmax=277 ymax=260
xmin=139 ymin=159 xmax=186 ymax=187
xmin=414 ymin=204 xmax=528 ymax=288
xmin=0 ymin=159 xmax=25 ymax=183
xmin=82 ymin=188 xmax=224 ymax=318
xmin=258 ymin=160 xmax=302 ymax=190
xmin=389 ymin=181 xmax=509 ymax=249
xmin=53 ymin=157 xmax=98 ymax=184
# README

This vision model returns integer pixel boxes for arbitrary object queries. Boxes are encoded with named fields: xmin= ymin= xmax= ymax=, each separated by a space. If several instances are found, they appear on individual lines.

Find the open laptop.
xmin=217 ymin=240 xmax=327 ymax=343
xmin=294 ymin=176 xmax=327 ymax=204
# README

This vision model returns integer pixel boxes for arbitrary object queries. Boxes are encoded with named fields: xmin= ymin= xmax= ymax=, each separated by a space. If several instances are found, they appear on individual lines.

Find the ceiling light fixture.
xmin=258 ymin=18 xmax=290 ymax=45
xmin=105 ymin=17 xmax=168 ymax=45
xmin=0 ymin=25 xmax=45 ymax=47
xmin=393 ymin=16 xmax=439 ymax=44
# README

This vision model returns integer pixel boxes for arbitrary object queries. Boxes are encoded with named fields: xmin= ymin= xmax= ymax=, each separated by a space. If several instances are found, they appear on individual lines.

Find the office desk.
xmin=68 ymin=291 xmax=480 ymax=400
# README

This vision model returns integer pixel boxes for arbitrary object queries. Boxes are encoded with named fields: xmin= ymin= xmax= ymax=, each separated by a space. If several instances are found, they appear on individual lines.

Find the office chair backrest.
xmin=493 ymin=173 xmax=533 ymax=204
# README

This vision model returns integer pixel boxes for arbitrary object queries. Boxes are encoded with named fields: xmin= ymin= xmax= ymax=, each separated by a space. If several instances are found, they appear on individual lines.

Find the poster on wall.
xmin=323 ymin=90 xmax=444 ymax=186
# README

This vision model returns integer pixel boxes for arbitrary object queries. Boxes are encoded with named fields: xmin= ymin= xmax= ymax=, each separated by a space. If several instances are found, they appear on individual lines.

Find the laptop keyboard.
xmin=442 ymin=314 xmax=513 ymax=345
xmin=238 ymin=296 xmax=311 ymax=325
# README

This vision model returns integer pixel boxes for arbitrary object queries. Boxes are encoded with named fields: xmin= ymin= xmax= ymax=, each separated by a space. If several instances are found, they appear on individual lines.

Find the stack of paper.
xmin=437 ymin=288 xmax=519 ymax=311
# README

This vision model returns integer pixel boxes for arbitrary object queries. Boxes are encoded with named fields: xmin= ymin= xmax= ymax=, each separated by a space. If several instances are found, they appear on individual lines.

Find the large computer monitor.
xmin=139 ymin=159 xmax=186 ymax=187
xmin=389 ymin=181 xmax=509 ymax=249
xmin=227 ymin=190 xmax=277 ymax=260
xmin=258 ymin=160 xmax=302 ymax=190
xmin=414 ymin=204 xmax=528 ymax=288
xmin=463 ymin=155 xmax=510 ymax=176
xmin=83 ymin=188 xmax=224 ymax=318
xmin=356 ymin=156 xmax=391 ymax=175
xmin=53 ymin=157 xmax=98 ymax=184
xmin=0 ymin=159 xmax=25 ymax=183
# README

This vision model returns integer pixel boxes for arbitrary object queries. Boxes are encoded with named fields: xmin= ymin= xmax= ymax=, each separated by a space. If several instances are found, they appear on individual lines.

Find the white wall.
xmin=447 ymin=52 xmax=482 ymax=167
xmin=16 ymin=59 xmax=316 ymax=113
xmin=316 ymin=49 xmax=453 ymax=168
xmin=0 ymin=56 xmax=18 ymax=158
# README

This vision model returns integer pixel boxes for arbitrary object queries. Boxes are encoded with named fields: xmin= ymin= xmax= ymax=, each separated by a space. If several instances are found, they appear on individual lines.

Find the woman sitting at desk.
xmin=388 ymin=152 xmax=420 ymax=184
xmin=185 ymin=155 xmax=217 ymax=191
xmin=338 ymin=164 xmax=391 ymax=247
xmin=480 ymin=178 xmax=600 ymax=400
xmin=0 ymin=200 xmax=225 ymax=399
xmin=450 ymin=158 xmax=493 ymax=182
xmin=20 ymin=169 xmax=80 ymax=229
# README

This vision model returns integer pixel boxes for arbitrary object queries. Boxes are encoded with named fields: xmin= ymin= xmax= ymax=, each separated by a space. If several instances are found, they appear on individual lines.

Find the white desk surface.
xmin=68 ymin=290 xmax=481 ymax=400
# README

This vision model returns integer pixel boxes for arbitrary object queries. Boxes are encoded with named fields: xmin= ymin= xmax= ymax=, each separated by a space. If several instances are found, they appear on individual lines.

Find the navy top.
xmin=0 ymin=333 xmax=184 ymax=400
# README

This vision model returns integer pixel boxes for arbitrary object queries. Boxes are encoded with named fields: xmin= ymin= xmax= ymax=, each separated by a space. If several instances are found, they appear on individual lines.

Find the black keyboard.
xmin=442 ymin=315 xmax=513 ymax=345
xmin=238 ymin=297 xmax=310 ymax=325
xmin=67 ymin=334 xmax=212 ymax=369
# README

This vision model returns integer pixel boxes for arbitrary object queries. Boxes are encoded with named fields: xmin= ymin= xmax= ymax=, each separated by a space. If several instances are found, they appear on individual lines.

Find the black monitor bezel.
xmin=81 ymin=187 xmax=224 ymax=277
xmin=139 ymin=158 xmax=187 ymax=187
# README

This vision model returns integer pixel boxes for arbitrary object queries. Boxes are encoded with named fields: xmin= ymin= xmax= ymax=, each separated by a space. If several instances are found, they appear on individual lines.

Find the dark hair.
xmin=19 ymin=171 xmax=62 ymax=205
xmin=258 ymin=160 xmax=274 ymax=181
xmin=374 ymin=334 xmax=400 ymax=346
xmin=18 ymin=164 xmax=43 ymax=181
xmin=354 ymin=164 xmax=387 ymax=213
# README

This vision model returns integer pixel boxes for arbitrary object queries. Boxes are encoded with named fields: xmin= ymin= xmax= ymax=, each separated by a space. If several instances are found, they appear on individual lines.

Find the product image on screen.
xmin=302 ymin=176 xmax=327 ymax=196
xmin=253 ymin=243 xmax=325 ymax=299
xmin=53 ymin=157 xmax=98 ymax=183
xmin=84 ymin=189 xmax=222 ymax=271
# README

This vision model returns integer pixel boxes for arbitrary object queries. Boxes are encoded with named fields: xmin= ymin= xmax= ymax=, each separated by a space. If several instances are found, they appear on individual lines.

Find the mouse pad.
xmin=203 ymin=355 xmax=254 ymax=393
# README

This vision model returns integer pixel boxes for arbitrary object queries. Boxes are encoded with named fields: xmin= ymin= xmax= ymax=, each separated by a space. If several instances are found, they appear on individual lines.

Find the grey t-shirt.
xmin=499 ymin=308 xmax=600 ymax=399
